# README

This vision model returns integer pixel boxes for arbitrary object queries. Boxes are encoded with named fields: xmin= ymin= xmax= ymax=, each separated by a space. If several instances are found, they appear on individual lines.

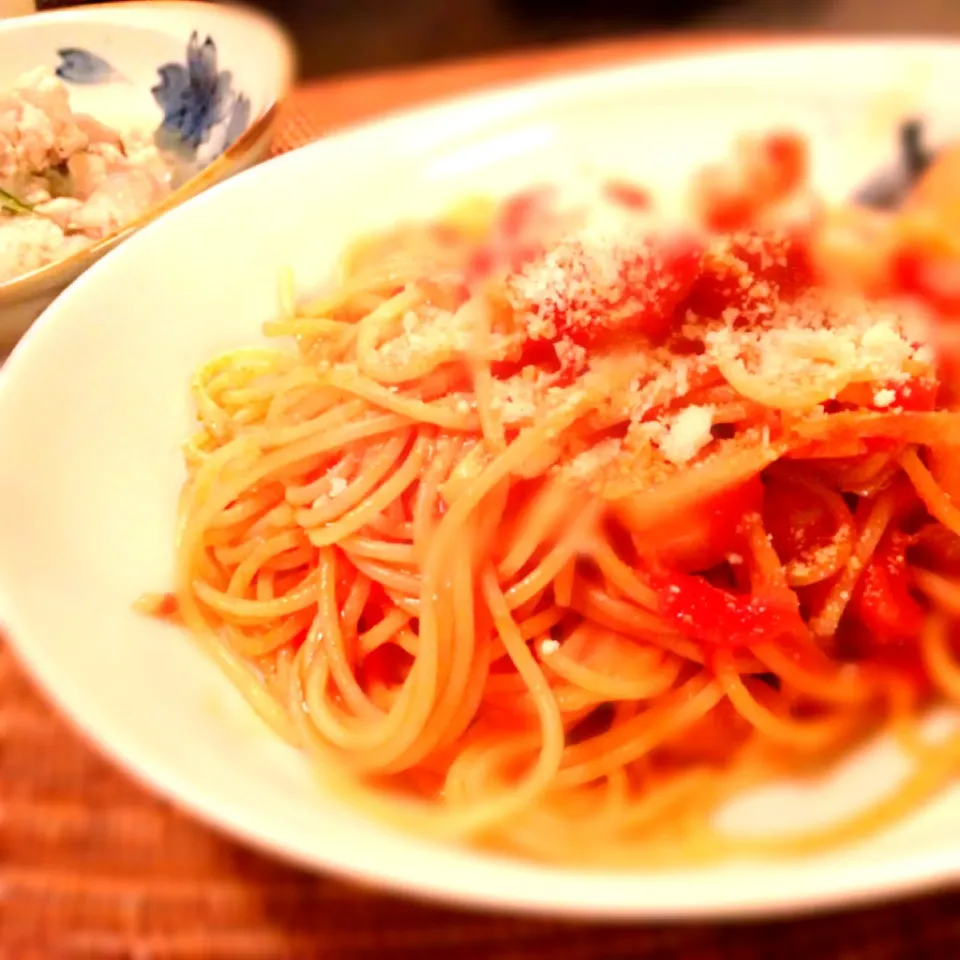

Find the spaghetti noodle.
xmin=141 ymin=156 xmax=960 ymax=866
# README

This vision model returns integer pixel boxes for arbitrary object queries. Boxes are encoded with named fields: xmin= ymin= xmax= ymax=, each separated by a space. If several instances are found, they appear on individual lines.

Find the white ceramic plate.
xmin=1 ymin=41 xmax=960 ymax=921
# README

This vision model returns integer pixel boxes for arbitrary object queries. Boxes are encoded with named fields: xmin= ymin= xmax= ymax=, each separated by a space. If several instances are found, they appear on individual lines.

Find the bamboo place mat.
xmin=6 ymin=34 xmax=960 ymax=960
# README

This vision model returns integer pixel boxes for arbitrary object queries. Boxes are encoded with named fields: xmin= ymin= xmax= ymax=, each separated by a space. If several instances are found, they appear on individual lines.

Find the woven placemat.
xmin=5 ymin=35 xmax=960 ymax=959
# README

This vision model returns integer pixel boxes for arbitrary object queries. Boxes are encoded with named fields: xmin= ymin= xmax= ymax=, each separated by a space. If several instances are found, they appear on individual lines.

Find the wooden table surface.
xmin=6 ymin=33 xmax=960 ymax=960
xmin=272 ymin=33 xmax=752 ymax=150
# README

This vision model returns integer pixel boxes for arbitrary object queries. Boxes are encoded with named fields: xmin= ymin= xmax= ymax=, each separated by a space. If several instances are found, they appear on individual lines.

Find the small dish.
xmin=0 ymin=0 xmax=295 ymax=352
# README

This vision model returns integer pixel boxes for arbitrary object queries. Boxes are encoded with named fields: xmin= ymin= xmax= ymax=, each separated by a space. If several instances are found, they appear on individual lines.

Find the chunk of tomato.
xmin=758 ymin=132 xmax=809 ymax=201
xmin=850 ymin=532 xmax=925 ymax=644
xmin=603 ymin=180 xmax=652 ymax=212
xmin=465 ymin=187 xmax=556 ymax=285
xmin=683 ymin=228 xmax=813 ymax=322
xmin=635 ymin=476 xmax=763 ymax=573
xmin=693 ymin=131 xmax=809 ymax=232
xmin=892 ymin=248 xmax=960 ymax=317
xmin=655 ymin=571 xmax=805 ymax=648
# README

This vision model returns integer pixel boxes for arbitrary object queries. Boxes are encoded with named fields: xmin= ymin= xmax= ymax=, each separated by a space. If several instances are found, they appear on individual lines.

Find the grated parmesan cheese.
xmin=505 ymin=226 xmax=698 ymax=345
xmin=566 ymin=437 xmax=623 ymax=481
xmin=489 ymin=377 xmax=540 ymax=423
xmin=377 ymin=299 xmax=482 ymax=367
xmin=703 ymin=290 xmax=931 ymax=408
xmin=657 ymin=404 xmax=714 ymax=465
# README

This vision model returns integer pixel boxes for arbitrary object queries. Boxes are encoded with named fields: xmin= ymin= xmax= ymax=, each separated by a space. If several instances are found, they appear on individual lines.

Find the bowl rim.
xmin=4 ymin=36 xmax=960 ymax=922
xmin=0 ymin=0 xmax=297 ymax=303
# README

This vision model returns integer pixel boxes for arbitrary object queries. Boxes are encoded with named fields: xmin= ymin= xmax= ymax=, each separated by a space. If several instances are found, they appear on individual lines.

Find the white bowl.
xmin=2 ymin=40 xmax=960 ymax=921
xmin=0 ymin=0 xmax=295 ymax=352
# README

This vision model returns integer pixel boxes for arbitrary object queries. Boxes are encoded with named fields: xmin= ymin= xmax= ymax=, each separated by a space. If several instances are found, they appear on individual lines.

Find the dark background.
xmin=37 ymin=0 xmax=960 ymax=80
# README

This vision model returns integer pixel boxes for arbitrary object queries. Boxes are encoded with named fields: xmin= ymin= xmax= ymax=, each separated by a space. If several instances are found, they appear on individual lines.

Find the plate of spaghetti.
xmin=5 ymin=40 xmax=960 ymax=919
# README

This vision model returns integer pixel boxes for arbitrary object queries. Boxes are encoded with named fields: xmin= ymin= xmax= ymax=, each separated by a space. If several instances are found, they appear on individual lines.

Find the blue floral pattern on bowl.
xmin=151 ymin=32 xmax=245 ymax=152
xmin=53 ymin=31 xmax=251 ymax=163
xmin=55 ymin=48 xmax=121 ymax=85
